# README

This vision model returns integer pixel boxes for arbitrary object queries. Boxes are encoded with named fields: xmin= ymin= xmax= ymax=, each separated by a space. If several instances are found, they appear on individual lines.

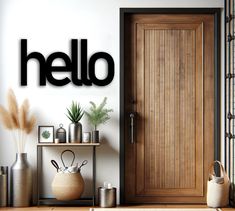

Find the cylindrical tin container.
xmin=68 ymin=122 xmax=82 ymax=143
xmin=92 ymin=130 xmax=99 ymax=143
xmin=0 ymin=166 xmax=8 ymax=207
xmin=82 ymin=132 xmax=91 ymax=143
xmin=98 ymin=187 xmax=116 ymax=207
xmin=11 ymin=153 xmax=32 ymax=207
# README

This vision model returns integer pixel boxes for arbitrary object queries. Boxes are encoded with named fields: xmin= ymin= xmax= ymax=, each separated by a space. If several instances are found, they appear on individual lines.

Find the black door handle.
xmin=129 ymin=112 xmax=136 ymax=144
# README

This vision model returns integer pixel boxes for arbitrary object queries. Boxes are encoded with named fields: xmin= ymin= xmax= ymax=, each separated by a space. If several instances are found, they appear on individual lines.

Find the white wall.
xmin=0 ymin=0 xmax=224 ymax=204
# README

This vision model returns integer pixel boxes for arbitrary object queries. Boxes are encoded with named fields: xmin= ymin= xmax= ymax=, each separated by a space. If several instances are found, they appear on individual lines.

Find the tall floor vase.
xmin=10 ymin=153 xmax=32 ymax=207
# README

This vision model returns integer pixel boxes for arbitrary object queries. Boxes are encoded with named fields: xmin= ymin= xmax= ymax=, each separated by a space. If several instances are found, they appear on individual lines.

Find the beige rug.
xmin=90 ymin=209 xmax=221 ymax=211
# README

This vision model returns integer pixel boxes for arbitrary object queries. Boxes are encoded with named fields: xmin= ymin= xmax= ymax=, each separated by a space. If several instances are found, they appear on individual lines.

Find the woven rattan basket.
xmin=52 ymin=172 xmax=84 ymax=201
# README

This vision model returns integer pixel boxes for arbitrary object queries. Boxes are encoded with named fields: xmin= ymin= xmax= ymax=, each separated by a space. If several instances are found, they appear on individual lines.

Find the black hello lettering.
xmin=20 ymin=39 xmax=115 ymax=86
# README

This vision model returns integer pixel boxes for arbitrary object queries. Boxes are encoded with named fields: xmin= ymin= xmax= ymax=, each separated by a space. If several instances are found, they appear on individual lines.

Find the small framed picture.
xmin=38 ymin=126 xmax=54 ymax=143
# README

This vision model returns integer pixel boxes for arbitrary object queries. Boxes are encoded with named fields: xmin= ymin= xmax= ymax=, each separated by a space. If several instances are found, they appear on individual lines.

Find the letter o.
xmin=89 ymin=52 xmax=114 ymax=86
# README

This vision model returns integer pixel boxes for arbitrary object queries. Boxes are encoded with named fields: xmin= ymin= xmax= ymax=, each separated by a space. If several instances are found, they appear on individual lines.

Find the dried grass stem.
xmin=0 ymin=89 xmax=36 ymax=153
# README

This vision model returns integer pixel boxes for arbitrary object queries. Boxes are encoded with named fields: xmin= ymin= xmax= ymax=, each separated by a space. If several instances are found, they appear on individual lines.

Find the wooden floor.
xmin=0 ymin=205 xmax=235 ymax=211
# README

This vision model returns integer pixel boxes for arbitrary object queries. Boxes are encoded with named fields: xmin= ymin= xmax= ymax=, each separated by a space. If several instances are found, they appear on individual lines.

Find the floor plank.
xmin=0 ymin=206 xmax=234 ymax=211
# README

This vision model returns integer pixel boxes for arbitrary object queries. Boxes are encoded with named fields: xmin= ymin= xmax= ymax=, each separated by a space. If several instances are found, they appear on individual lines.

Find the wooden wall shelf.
xmin=37 ymin=143 xmax=100 ymax=146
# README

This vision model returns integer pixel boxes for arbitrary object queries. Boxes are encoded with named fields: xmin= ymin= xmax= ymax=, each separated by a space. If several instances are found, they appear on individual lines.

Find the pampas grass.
xmin=0 ymin=89 xmax=36 ymax=153
xmin=19 ymin=99 xmax=29 ymax=131
xmin=7 ymin=89 xmax=20 ymax=129
xmin=0 ymin=105 xmax=14 ymax=130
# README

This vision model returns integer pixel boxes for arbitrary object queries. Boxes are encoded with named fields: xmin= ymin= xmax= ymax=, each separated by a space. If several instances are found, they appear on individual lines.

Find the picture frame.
xmin=38 ymin=126 xmax=54 ymax=143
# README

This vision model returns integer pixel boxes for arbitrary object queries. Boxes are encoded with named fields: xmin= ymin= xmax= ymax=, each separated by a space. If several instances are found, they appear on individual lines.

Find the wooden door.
xmin=124 ymin=14 xmax=216 ymax=203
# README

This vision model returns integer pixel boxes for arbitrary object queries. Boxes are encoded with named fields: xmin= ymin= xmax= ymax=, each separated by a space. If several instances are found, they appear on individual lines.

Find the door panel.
xmin=136 ymin=23 xmax=203 ymax=196
xmin=124 ymin=14 xmax=215 ymax=203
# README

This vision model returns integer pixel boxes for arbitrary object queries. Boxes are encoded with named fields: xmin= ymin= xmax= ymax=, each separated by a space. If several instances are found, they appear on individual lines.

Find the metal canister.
xmin=98 ymin=187 xmax=116 ymax=207
xmin=0 ymin=166 xmax=8 ymax=207
xmin=92 ymin=130 xmax=99 ymax=143
xmin=82 ymin=132 xmax=91 ymax=143
xmin=56 ymin=124 xmax=66 ymax=143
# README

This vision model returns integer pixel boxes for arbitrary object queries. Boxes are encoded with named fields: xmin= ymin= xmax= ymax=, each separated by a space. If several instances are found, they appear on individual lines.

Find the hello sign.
xmin=20 ymin=39 xmax=115 ymax=86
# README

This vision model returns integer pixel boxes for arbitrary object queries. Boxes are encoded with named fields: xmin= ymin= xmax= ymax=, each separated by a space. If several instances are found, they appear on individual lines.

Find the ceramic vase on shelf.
xmin=68 ymin=122 xmax=82 ymax=143
xmin=10 ymin=153 xmax=32 ymax=207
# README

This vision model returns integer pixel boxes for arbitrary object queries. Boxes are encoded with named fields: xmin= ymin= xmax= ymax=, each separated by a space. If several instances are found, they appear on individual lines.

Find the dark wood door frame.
xmin=120 ymin=8 xmax=221 ymax=204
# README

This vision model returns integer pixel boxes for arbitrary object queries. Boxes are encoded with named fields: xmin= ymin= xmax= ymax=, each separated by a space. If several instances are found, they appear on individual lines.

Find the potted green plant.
xmin=85 ymin=97 xmax=113 ymax=143
xmin=66 ymin=101 xmax=84 ymax=143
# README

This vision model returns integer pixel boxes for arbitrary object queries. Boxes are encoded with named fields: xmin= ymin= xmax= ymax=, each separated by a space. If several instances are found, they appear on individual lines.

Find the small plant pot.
xmin=92 ymin=130 xmax=99 ymax=143
xmin=68 ymin=122 xmax=82 ymax=143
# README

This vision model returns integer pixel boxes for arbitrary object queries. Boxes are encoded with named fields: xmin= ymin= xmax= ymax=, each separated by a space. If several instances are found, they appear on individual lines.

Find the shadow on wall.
xmin=96 ymin=136 xmax=119 ymax=188
xmin=32 ymin=159 xmax=37 ymax=204
xmin=28 ymin=107 xmax=54 ymax=204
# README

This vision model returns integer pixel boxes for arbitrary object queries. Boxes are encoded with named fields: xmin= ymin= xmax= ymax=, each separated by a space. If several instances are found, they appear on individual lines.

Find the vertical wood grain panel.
xmin=154 ymin=30 xmax=160 ymax=189
xmin=179 ymin=30 xmax=186 ymax=188
xmin=174 ymin=30 xmax=180 ymax=189
xmin=169 ymin=30 xmax=176 ymax=188
xmin=159 ymin=30 xmax=165 ymax=189
xmin=195 ymin=23 xmax=204 ymax=195
xmin=137 ymin=25 xmax=200 ymax=192
xmin=144 ymin=29 xmax=151 ymax=189
xmin=164 ymin=30 xmax=170 ymax=188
